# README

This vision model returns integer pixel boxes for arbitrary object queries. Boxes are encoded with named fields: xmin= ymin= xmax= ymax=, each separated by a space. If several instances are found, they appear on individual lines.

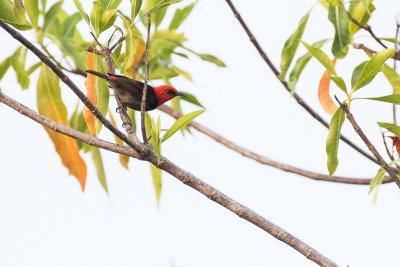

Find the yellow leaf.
xmin=318 ymin=58 xmax=338 ymax=115
xmin=83 ymin=52 xmax=97 ymax=135
xmin=37 ymin=64 xmax=87 ymax=191
xmin=127 ymin=40 xmax=145 ymax=76
xmin=109 ymin=110 xmax=129 ymax=169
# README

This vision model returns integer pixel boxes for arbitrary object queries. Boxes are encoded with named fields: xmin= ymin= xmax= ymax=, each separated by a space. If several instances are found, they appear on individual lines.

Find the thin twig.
xmin=224 ymin=0 xmax=379 ymax=166
xmin=158 ymin=105 xmax=392 ymax=185
xmin=346 ymin=9 xmax=388 ymax=49
xmin=141 ymin=12 xmax=152 ymax=144
xmin=110 ymin=34 xmax=125 ymax=52
xmin=90 ymin=32 xmax=103 ymax=48
xmin=353 ymin=43 xmax=400 ymax=60
xmin=0 ymin=19 xmax=143 ymax=153
xmin=334 ymin=96 xmax=400 ymax=189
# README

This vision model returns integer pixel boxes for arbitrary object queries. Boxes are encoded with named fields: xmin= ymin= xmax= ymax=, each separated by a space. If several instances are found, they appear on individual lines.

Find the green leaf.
xmin=0 ymin=56 xmax=12 ymax=80
xmin=382 ymin=64 xmax=400 ymax=94
xmin=101 ymin=0 xmax=122 ymax=10
xmin=179 ymin=91 xmax=204 ymax=108
xmin=25 ymin=0 xmax=39 ymax=29
xmin=43 ymin=0 xmax=63 ymax=33
xmin=162 ymin=110 xmax=204 ymax=142
xmin=352 ymin=48 xmax=396 ymax=91
xmin=143 ymin=0 xmax=182 ymax=21
xmin=369 ymin=166 xmax=386 ymax=194
xmin=196 ymin=53 xmax=226 ymax=67
xmin=73 ymin=0 xmax=90 ymax=26
xmin=351 ymin=61 xmax=368 ymax=89
xmin=150 ymin=163 xmax=162 ymax=203
xmin=172 ymin=66 xmax=192 ymax=81
xmin=328 ymin=4 xmax=351 ymax=58
xmin=328 ymin=76 xmax=347 ymax=93
xmin=349 ymin=0 xmax=374 ymax=35
xmin=91 ymin=147 xmax=108 ymax=193
xmin=301 ymin=41 xmax=337 ymax=76
xmin=278 ymin=11 xmax=310 ymax=81
xmin=288 ymin=39 xmax=328 ymax=94
xmin=100 ymin=9 xmax=117 ymax=32
xmin=121 ymin=27 xmax=137 ymax=71
xmin=363 ymin=94 xmax=400 ymax=105
xmin=326 ymin=107 xmax=345 ymax=175
xmin=131 ymin=0 xmax=143 ymax=20
xmin=11 ymin=46 xmax=30 ymax=89
xmin=63 ymin=12 xmax=82 ymax=38
xmin=169 ymin=1 xmax=196 ymax=30
xmin=377 ymin=122 xmax=400 ymax=136
xmin=145 ymin=112 xmax=152 ymax=138
xmin=91 ymin=1 xmax=103 ymax=35
xmin=12 ymin=0 xmax=26 ymax=25
xmin=128 ymin=109 xmax=136 ymax=133
xmin=150 ymin=116 xmax=162 ymax=158
xmin=26 ymin=62 xmax=41 ymax=75
xmin=94 ymin=54 xmax=109 ymax=133
xmin=0 ymin=0 xmax=32 ymax=30
xmin=69 ymin=104 xmax=91 ymax=152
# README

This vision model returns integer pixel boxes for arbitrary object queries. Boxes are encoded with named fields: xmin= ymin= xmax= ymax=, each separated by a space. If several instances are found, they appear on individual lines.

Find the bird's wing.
xmin=108 ymin=77 xmax=158 ymax=109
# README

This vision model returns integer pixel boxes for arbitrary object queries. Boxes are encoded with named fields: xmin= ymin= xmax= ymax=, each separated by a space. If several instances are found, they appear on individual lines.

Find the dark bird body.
xmin=86 ymin=70 xmax=185 ymax=111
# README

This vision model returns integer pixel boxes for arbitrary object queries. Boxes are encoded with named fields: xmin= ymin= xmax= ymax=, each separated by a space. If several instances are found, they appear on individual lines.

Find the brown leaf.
xmin=83 ymin=52 xmax=97 ymax=135
xmin=318 ymin=58 xmax=337 ymax=115
xmin=389 ymin=136 xmax=400 ymax=155
xmin=127 ymin=40 xmax=146 ymax=76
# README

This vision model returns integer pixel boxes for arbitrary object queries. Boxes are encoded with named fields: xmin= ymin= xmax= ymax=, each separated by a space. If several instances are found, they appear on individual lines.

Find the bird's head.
xmin=154 ymin=85 xmax=186 ymax=106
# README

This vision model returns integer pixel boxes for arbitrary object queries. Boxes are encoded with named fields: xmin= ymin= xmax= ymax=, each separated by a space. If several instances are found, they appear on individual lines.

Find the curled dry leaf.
xmin=83 ymin=52 xmax=97 ymax=135
xmin=318 ymin=58 xmax=337 ymax=115
xmin=388 ymin=136 xmax=400 ymax=155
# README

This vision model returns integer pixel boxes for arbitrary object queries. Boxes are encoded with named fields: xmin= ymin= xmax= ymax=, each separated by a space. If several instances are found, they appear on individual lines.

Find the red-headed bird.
xmin=86 ymin=70 xmax=186 ymax=111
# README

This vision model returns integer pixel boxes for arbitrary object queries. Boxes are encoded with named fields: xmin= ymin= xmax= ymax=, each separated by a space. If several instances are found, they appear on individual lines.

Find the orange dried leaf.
xmin=389 ymin=136 xmax=400 ymax=155
xmin=83 ymin=52 xmax=97 ymax=135
xmin=127 ymin=40 xmax=146 ymax=76
xmin=318 ymin=58 xmax=337 ymax=115
xmin=109 ymin=110 xmax=129 ymax=169
xmin=37 ymin=65 xmax=87 ymax=191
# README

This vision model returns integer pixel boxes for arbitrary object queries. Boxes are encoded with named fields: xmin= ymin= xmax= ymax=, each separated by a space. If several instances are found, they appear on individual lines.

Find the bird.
xmin=85 ymin=70 xmax=186 ymax=111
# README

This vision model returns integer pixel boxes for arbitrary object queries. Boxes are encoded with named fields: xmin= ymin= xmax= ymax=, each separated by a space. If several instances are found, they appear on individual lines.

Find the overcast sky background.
xmin=1 ymin=0 xmax=400 ymax=266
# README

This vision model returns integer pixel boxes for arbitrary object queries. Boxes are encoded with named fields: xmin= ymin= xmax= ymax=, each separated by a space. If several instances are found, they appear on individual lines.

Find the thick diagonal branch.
xmin=224 ymin=0 xmax=378 ymax=166
xmin=0 ymin=92 xmax=139 ymax=158
xmin=0 ymin=92 xmax=337 ymax=267
xmin=0 ymin=19 xmax=143 ymax=154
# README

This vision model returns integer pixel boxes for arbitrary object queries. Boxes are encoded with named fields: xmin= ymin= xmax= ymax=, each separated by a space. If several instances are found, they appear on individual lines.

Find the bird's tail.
xmin=86 ymin=70 xmax=109 ymax=80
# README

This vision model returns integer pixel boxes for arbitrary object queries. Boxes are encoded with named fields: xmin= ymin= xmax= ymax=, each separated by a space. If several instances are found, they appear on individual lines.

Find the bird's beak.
xmin=175 ymin=92 xmax=187 ymax=97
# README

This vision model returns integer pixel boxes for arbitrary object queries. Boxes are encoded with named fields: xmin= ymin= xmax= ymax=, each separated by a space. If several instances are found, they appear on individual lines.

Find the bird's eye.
xmin=166 ymin=89 xmax=174 ymax=95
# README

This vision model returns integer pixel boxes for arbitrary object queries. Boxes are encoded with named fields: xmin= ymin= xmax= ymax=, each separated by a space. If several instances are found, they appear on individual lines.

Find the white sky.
xmin=1 ymin=0 xmax=400 ymax=266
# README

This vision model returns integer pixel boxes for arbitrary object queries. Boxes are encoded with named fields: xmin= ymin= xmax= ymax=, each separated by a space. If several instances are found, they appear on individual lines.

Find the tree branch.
xmin=0 ymin=93 xmax=338 ymax=267
xmin=0 ymin=19 xmax=144 ymax=154
xmin=158 ymin=105 xmax=392 ymax=185
xmin=352 ymin=43 xmax=400 ymax=61
xmin=224 ymin=0 xmax=379 ymax=167
xmin=141 ymin=13 xmax=152 ymax=144
xmin=345 ymin=9 xmax=388 ymax=49
xmin=0 ymin=92 xmax=140 ymax=159
xmin=335 ymin=97 xmax=400 ymax=189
